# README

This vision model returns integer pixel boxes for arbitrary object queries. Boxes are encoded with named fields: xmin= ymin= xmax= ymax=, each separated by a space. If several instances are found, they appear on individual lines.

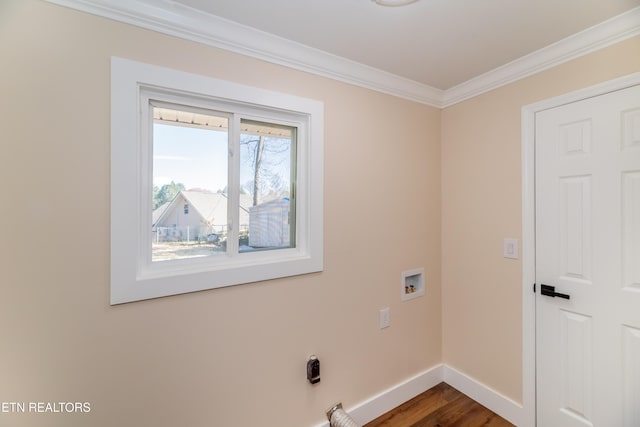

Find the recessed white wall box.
xmin=503 ymin=238 xmax=519 ymax=259
xmin=401 ymin=268 xmax=425 ymax=301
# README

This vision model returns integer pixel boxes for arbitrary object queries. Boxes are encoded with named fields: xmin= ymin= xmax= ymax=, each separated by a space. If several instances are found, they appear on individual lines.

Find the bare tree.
xmin=240 ymin=134 xmax=290 ymax=206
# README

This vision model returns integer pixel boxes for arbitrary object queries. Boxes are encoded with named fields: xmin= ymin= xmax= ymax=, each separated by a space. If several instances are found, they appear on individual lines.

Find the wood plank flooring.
xmin=363 ymin=382 xmax=514 ymax=427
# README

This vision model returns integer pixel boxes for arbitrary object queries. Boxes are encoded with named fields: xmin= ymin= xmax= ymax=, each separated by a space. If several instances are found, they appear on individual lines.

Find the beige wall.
xmin=3 ymin=0 xmax=639 ymax=425
xmin=442 ymin=35 xmax=640 ymax=401
xmin=0 ymin=1 xmax=441 ymax=426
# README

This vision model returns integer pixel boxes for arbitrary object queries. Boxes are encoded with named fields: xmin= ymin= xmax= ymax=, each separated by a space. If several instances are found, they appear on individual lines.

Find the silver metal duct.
xmin=326 ymin=403 xmax=360 ymax=427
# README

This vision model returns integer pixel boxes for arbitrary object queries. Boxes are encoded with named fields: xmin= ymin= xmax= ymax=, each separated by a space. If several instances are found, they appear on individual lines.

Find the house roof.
xmin=153 ymin=190 xmax=253 ymax=227
xmin=249 ymin=197 xmax=289 ymax=211
xmin=152 ymin=202 xmax=171 ymax=226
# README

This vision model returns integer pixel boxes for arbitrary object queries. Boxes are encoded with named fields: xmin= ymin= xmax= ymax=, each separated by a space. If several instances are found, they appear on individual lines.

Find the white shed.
xmin=248 ymin=198 xmax=291 ymax=248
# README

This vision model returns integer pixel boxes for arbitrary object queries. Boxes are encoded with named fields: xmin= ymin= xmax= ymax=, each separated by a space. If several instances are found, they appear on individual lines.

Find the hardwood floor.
xmin=363 ymin=382 xmax=514 ymax=427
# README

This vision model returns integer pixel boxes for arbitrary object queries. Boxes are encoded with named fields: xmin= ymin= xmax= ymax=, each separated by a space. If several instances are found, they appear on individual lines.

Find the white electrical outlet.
xmin=379 ymin=307 xmax=390 ymax=329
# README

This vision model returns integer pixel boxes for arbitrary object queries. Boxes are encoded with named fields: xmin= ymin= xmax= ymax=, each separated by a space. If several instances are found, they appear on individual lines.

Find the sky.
xmin=153 ymin=124 xmax=228 ymax=192
xmin=153 ymin=123 xmax=292 ymax=195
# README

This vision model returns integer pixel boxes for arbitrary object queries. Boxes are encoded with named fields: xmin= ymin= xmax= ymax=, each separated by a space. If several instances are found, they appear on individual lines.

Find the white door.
xmin=536 ymin=84 xmax=640 ymax=427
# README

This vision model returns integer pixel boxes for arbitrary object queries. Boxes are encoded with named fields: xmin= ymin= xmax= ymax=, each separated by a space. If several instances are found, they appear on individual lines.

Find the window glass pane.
xmin=151 ymin=105 xmax=229 ymax=261
xmin=239 ymin=120 xmax=296 ymax=252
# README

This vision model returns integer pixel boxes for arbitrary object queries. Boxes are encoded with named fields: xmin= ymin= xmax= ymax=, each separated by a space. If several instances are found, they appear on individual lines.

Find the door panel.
xmin=622 ymin=171 xmax=640 ymax=291
xmin=623 ymin=325 xmax=640 ymax=427
xmin=559 ymin=176 xmax=591 ymax=281
xmin=536 ymin=84 xmax=640 ymax=427
xmin=621 ymin=108 xmax=640 ymax=151
xmin=560 ymin=310 xmax=593 ymax=424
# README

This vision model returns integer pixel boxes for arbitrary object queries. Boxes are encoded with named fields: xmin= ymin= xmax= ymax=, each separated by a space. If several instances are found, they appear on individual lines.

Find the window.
xmin=111 ymin=58 xmax=323 ymax=304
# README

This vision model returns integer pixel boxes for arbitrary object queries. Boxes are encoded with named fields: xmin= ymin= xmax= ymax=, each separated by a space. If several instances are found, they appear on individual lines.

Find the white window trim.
xmin=111 ymin=57 xmax=324 ymax=304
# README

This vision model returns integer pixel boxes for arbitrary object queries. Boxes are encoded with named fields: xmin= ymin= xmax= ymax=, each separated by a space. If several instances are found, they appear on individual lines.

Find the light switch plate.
xmin=379 ymin=307 xmax=390 ymax=329
xmin=504 ymin=238 xmax=519 ymax=259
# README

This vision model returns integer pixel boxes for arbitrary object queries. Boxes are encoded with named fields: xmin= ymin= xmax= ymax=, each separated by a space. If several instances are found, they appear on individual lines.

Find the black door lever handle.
xmin=540 ymin=284 xmax=570 ymax=300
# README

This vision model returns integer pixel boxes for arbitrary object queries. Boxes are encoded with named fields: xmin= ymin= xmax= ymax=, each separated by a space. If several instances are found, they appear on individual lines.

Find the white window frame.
xmin=111 ymin=57 xmax=323 ymax=304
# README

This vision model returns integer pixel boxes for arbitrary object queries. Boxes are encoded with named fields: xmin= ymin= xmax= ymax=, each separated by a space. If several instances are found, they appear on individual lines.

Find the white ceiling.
xmin=175 ymin=0 xmax=639 ymax=90
xmin=47 ymin=0 xmax=640 ymax=106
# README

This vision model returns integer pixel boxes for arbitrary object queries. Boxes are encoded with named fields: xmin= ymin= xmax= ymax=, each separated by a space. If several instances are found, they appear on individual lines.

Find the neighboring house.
xmin=152 ymin=190 xmax=252 ymax=242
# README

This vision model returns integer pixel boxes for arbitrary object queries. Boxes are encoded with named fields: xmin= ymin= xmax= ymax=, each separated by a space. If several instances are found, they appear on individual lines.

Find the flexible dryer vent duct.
xmin=326 ymin=403 xmax=360 ymax=427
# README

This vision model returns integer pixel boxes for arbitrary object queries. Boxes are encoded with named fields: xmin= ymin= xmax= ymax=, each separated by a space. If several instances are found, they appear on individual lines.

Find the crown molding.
xmin=44 ymin=0 xmax=445 ymax=106
xmin=45 ymin=0 xmax=639 ymax=108
xmin=441 ymin=6 xmax=640 ymax=107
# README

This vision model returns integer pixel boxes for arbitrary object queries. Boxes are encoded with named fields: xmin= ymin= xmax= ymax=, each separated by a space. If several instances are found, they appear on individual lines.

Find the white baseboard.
xmin=443 ymin=366 xmax=524 ymax=426
xmin=313 ymin=364 xmax=444 ymax=427
xmin=313 ymin=364 xmax=526 ymax=427
xmin=348 ymin=365 xmax=445 ymax=425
